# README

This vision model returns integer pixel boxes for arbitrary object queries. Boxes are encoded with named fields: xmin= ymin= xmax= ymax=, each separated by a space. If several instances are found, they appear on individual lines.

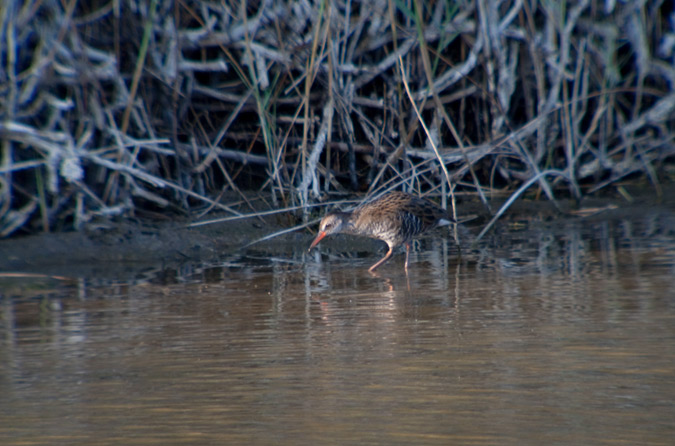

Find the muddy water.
xmin=2 ymin=210 xmax=675 ymax=445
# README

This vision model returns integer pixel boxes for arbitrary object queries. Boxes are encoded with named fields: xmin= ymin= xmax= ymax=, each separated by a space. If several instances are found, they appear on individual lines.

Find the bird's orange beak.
xmin=308 ymin=231 xmax=327 ymax=251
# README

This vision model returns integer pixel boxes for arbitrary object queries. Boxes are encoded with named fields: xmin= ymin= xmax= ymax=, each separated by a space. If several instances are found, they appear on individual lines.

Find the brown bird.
xmin=308 ymin=191 xmax=454 ymax=272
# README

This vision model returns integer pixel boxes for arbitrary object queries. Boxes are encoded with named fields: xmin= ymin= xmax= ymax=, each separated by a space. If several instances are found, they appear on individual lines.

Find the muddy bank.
xmin=0 ymin=214 xmax=286 ymax=278
xmin=1 ymin=186 xmax=673 ymax=279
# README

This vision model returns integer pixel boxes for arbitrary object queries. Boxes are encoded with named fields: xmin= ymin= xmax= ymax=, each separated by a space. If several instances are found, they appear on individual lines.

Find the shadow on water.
xmin=1 ymin=207 xmax=675 ymax=445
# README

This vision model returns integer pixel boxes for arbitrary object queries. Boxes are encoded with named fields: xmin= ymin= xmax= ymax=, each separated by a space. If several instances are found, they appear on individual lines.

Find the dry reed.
xmin=1 ymin=0 xmax=673 ymax=237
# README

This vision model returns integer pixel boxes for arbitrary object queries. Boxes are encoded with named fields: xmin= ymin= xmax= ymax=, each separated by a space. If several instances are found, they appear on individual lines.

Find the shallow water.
xmin=2 ymin=209 xmax=675 ymax=445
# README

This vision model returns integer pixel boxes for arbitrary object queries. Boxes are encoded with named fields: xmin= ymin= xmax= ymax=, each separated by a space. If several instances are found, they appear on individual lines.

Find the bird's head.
xmin=308 ymin=213 xmax=347 ymax=251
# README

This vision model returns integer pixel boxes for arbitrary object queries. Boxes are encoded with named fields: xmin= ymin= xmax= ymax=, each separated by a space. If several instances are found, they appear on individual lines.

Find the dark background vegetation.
xmin=1 ymin=0 xmax=674 ymax=237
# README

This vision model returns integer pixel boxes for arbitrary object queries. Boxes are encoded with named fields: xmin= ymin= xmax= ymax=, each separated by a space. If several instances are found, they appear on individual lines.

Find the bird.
xmin=308 ymin=191 xmax=454 ymax=272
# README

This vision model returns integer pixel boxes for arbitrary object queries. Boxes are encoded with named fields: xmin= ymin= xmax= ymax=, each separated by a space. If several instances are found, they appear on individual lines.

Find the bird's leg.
xmin=369 ymin=246 xmax=394 ymax=272
xmin=404 ymin=243 xmax=411 ymax=272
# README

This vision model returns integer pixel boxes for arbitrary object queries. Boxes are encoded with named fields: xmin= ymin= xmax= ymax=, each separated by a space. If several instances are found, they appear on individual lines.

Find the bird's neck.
xmin=335 ymin=212 xmax=358 ymax=234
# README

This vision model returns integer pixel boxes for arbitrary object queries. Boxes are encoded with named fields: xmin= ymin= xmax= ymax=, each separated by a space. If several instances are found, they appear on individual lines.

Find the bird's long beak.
xmin=308 ymin=231 xmax=327 ymax=252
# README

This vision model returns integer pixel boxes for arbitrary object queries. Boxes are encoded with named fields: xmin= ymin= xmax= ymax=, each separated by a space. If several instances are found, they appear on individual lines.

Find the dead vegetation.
xmin=1 ymin=0 xmax=674 ymax=237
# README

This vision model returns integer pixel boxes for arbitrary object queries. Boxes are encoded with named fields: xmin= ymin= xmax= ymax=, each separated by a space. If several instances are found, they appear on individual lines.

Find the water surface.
xmin=2 ymin=209 xmax=674 ymax=445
